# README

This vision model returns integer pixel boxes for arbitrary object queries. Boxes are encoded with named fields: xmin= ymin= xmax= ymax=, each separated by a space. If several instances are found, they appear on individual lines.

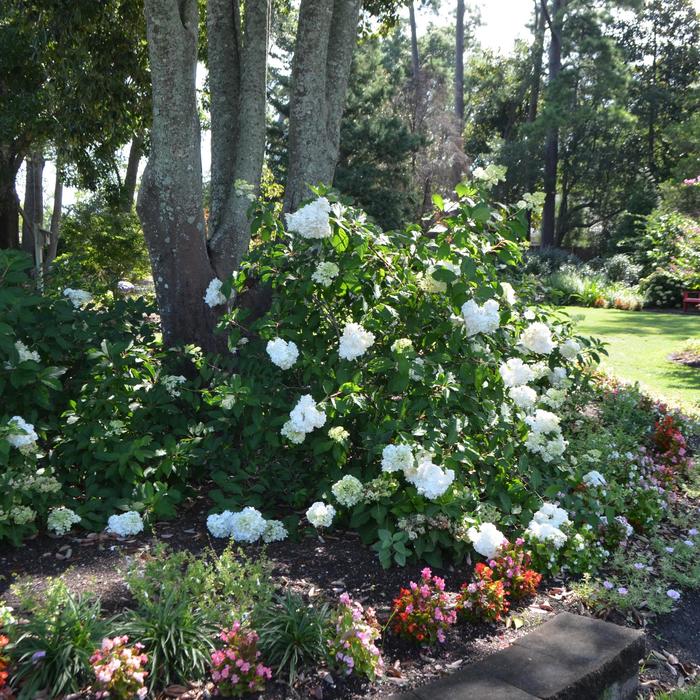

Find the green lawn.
xmin=563 ymin=306 xmax=700 ymax=411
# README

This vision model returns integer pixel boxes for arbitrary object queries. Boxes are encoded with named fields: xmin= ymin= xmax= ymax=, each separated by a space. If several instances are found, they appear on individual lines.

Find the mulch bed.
xmin=1 ymin=493 xmax=698 ymax=699
xmin=669 ymin=349 xmax=700 ymax=368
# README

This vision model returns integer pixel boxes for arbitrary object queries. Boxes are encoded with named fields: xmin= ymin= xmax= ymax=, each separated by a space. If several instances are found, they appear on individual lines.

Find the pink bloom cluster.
xmin=391 ymin=567 xmax=456 ymax=645
xmin=210 ymin=622 xmax=272 ymax=697
xmin=682 ymin=176 xmax=700 ymax=186
xmin=328 ymin=592 xmax=384 ymax=681
xmin=90 ymin=636 xmax=148 ymax=699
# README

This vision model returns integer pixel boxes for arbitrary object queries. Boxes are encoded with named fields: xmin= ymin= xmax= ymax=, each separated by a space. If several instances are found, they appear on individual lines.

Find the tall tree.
xmin=283 ymin=0 xmax=362 ymax=212
xmin=540 ymin=0 xmax=564 ymax=248
xmin=455 ymin=0 xmax=465 ymax=125
xmin=137 ymin=0 xmax=270 ymax=349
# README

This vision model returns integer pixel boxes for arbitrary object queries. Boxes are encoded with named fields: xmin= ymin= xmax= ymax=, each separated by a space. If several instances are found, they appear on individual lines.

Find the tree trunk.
xmin=528 ymin=0 xmax=546 ymax=125
xmin=540 ymin=0 xmax=563 ymax=249
xmin=120 ymin=133 xmax=143 ymax=212
xmin=45 ymin=167 xmax=63 ymax=271
xmin=22 ymin=152 xmax=45 ymax=259
xmin=138 ymin=0 xmax=220 ymax=350
xmin=208 ymin=0 xmax=270 ymax=278
xmin=455 ymin=0 xmax=465 ymax=125
xmin=0 ymin=149 xmax=21 ymax=250
xmin=408 ymin=1 xmax=420 ymax=82
xmin=284 ymin=0 xmax=361 ymax=212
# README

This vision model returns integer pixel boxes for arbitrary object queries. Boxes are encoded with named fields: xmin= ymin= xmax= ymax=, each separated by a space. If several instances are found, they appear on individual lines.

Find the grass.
xmin=658 ymin=685 xmax=700 ymax=700
xmin=562 ymin=307 xmax=700 ymax=412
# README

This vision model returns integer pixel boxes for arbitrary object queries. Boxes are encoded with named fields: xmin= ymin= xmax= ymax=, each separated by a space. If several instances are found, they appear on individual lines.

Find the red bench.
xmin=682 ymin=290 xmax=700 ymax=312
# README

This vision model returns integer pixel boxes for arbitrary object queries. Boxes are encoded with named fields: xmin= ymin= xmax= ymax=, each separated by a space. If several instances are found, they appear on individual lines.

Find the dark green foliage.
xmin=8 ymin=580 xmax=106 ymax=699
xmin=254 ymin=592 xmax=331 ymax=684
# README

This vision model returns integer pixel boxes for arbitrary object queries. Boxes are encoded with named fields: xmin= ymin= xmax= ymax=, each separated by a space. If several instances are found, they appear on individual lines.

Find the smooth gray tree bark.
xmin=208 ymin=0 xmax=270 ymax=278
xmin=284 ymin=0 xmax=362 ymax=212
xmin=138 ymin=0 xmax=220 ymax=350
xmin=21 ymin=152 xmax=45 ymax=259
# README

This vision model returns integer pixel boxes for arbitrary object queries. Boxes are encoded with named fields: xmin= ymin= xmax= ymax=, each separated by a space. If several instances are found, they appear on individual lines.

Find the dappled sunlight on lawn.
xmin=564 ymin=307 xmax=700 ymax=410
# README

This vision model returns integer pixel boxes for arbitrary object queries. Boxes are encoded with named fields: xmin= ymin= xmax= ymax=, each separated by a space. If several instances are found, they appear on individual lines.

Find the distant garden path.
xmin=565 ymin=307 xmax=700 ymax=411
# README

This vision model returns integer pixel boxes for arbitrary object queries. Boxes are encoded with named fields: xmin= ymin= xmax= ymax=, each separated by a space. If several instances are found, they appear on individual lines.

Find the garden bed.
xmin=2 ymin=488 xmax=699 ymax=699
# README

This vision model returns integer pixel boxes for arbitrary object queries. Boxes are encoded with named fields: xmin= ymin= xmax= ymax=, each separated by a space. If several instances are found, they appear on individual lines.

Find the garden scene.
xmin=0 ymin=0 xmax=699 ymax=699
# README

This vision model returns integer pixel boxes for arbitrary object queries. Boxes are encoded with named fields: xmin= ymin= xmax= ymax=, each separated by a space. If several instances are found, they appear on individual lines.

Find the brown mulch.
xmin=669 ymin=349 xmax=700 ymax=368
xmin=1 ymin=493 xmax=698 ymax=699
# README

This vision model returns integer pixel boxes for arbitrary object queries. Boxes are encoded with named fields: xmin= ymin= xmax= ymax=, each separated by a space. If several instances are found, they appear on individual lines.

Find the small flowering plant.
xmin=90 ymin=635 xmax=148 ymax=699
xmin=390 ymin=567 xmax=456 ymax=645
xmin=455 ymin=563 xmax=509 ymax=623
xmin=327 ymin=593 xmax=383 ymax=681
xmin=651 ymin=413 xmax=691 ymax=486
xmin=210 ymin=623 xmax=272 ymax=697
xmin=0 ymin=631 xmax=9 ymax=693
xmin=487 ymin=538 xmax=542 ymax=600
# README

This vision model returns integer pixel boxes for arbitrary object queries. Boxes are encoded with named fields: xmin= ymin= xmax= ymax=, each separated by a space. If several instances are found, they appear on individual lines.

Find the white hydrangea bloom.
xmin=526 ymin=520 xmax=567 ymax=549
xmin=281 ymin=420 xmax=306 ymax=444
xmin=221 ymin=394 xmax=236 ymax=410
xmin=262 ymin=519 xmax=288 ymax=543
xmin=266 ymin=338 xmax=299 ymax=370
xmin=117 ymin=280 xmax=136 ymax=293
xmin=331 ymin=475 xmax=364 ymax=507
xmin=381 ymin=444 xmax=415 ymax=473
xmin=15 ymin=340 xmax=40 ymax=363
xmin=230 ymin=506 xmax=267 ymax=543
xmin=6 ymin=416 xmax=38 ymax=449
xmin=338 ymin=322 xmax=375 ymax=361
xmin=288 ymin=394 xmax=326 ymax=433
xmin=533 ymin=502 xmax=570 ymax=528
xmin=207 ymin=510 xmax=234 ymax=538
xmin=509 ymin=385 xmax=537 ymax=411
xmin=549 ymin=367 xmax=569 ymax=387
xmin=306 ymin=501 xmax=336 ymax=528
xmin=525 ymin=409 xmax=561 ymax=434
xmin=461 ymin=299 xmax=500 ymax=337
xmin=467 ymin=522 xmax=506 ymax=559
xmin=583 ymin=470 xmax=607 ymax=488
xmin=161 ymin=375 xmax=186 ymax=397
xmin=499 ymin=358 xmax=535 ymax=387
xmin=312 ymin=261 xmax=340 ymax=286
xmin=529 ymin=361 xmax=550 ymax=379
xmin=47 ymin=507 xmax=81 ymax=536
xmin=285 ymin=197 xmax=332 ymax=239
xmin=541 ymin=387 xmax=566 ymax=409
xmin=560 ymin=339 xmax=581 ymax=361
xmin=500 ymin=282 xmax=517 ymax=305
xmin=520 ymin=322 xmax=557 ymax=355
xmin=391 ymin=338 xmax=414 ymax=353
xmin=107 ymin=511 xmax=144 ymax=537
xmin=328 ymin=426 xmax=350 ymax=443
xmin=525 ymin=431 xmax=568 ymax=462
xmin=406 ymin=458 xmax=455 ymax=500
xmin=204 ymin=278 xmax=227 ymax=308
xmin=63 ymin=288 xmax=93 ymax=308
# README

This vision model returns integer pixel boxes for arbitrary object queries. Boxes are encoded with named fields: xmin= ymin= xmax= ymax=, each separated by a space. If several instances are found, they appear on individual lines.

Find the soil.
xmin=1 ymin=492 xmax=698 ymax=699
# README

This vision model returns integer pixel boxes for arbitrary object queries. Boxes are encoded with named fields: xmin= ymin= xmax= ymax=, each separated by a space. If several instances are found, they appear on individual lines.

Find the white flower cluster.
xmin=266 ymin=338 xmax=299 ymax=370
xmin=500 ymin=282 xmax=517 ymax=305
xmin=509 ymin=385 xmax=538 ymax=412
xmin=207 ymin=507 xmax=288 ymax=543
xmin=107 ymin=511 xmax=144 ymax=537
xmin=525 ymin=409 xmax=568 ymax=462
xmin=381 ymin=444 xmax=453 ymax=500
xmin=583 ymin=470 xmax=607 ymax=488
xmin=549 ymin=367 xmax=568 ymax=388
xmin=285 ymin=197 xmax=332 ymax=239
xmin=281 ymin=394 xmax=327 ymax=444
xmin=63 ymin=288 xmax=93 ymax=308
xmin=391 ymin=338 xmax=414 ymax=353
xmin=526 ymin=503 xmax=569 ymax=549
xmin=541 ymin=387 xmax=567 ymax=409
xmin=520 ymin=322 xmax=556 ymax=355
xmin=499 ymin=358 xmax=534 ymax=387
xmin=117 ymin=280 xmax=136 ymax=293
xmin=6 ymin=416 xmax=38 ymax=449
xmin=312 ymin=261 xmax=340 ymax=287
xmin=306 ymin=501 xmax=336 ymax=528
xmin=204 ymin=278 xmax=228 ymax=308
xmin=560 ymin=338 xmax=581 ymax=361
xmin=419 ymin=261 xmax=461 ymax=293
xmin=461 ymin=299 xmax=500 ymax=337
xmin=161 ymin=374 xmax=186 ymax=397
xmin=15 ymin=340 xmax=40 ymax=363
xmin=467 ymin=522 xmax=506 ymax=559
xmin=47 ymin=506 xmax=81 ymax=536
xmin=339 ymin=322 xmax=375 ymax=361
xmin=331 ymin=475 xmax=364 ymax=507
xmin=328 ymin=426 xmax=350 ymax=443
